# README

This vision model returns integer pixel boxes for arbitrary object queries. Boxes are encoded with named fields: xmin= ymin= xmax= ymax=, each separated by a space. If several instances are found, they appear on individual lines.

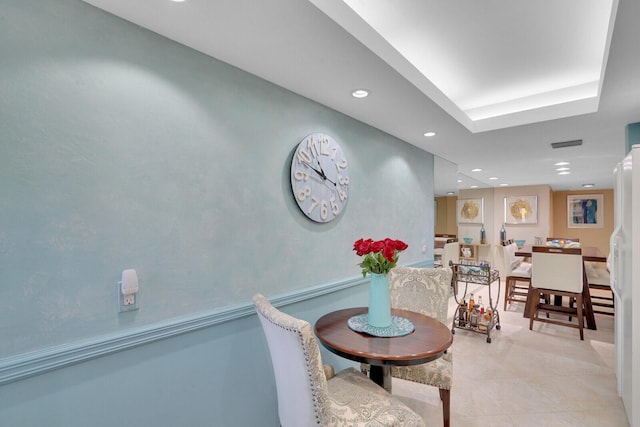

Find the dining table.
xmin=314 ymin=307 xmax=453 ymax=392
xmin=515 ymin=245 xmax=606 ymax=330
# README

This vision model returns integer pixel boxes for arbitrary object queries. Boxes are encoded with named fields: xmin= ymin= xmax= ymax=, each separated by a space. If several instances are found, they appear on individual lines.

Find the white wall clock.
xmin=290 ymin=133 xmax=350 ymax=223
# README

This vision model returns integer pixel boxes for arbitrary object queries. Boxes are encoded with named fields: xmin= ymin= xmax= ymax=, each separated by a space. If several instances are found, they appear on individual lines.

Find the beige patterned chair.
xmin=253 ymin=293 xmax=425 ymax=427
xmin=361 ymin=267 xmax=453 ymax=427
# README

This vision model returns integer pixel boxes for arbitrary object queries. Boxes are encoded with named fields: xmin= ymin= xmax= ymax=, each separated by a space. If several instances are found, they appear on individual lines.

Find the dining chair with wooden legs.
xmin=528 ymin=247 xmax=585 ymax=340
xmin=501 ymin=242 xmax=532 ymax=310
xmin=361 ymin=267 xmax=453 ymax=427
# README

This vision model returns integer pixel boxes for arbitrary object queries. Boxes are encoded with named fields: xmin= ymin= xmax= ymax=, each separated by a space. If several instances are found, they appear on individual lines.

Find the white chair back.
xmin=442 ymin=242 xmax=459 ymax=270
xmin=502 ymin=242 xmax=523 ymax=274
xmin=531 ymin=247 xmax=583 ymax=293
xmin=253 ymin=294 xmax=329 ymax=426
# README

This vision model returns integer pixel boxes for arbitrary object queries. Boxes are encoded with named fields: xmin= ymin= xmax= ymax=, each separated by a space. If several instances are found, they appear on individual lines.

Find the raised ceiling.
xmin=313 ymin=0 xmax=616 ymax=133
xmin=82 ymin=0 xmax=640 ymax=193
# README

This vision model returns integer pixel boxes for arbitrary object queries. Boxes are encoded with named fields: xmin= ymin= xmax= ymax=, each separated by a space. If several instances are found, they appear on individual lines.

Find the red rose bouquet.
xmin=353 ymin=238 xmax=409 ymax=277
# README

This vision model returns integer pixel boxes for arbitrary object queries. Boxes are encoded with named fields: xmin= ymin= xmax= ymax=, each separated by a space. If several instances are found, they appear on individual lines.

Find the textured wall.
xmin=0 ymin=0 xmax=434 ymax=358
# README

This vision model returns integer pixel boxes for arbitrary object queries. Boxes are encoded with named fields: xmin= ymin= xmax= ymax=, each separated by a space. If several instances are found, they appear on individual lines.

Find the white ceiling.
xmin=83 ymin=0 xmax=640 ymax=195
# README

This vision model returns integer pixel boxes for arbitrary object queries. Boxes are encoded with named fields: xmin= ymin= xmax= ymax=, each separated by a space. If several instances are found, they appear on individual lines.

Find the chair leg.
xmin=577 ymin=294 xmax=584 ymax=341
xmin=439 ymin=388 xmax=450 ymax=427
xmin=503 ymin=277 xmax=511 ymax=310
xmin=528 ymin=288 xmax=538 ymax=330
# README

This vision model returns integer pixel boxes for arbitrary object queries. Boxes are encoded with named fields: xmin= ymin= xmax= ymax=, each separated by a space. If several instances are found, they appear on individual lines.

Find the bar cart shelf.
xmin=450 ymin=261 xmax=501 ymax=343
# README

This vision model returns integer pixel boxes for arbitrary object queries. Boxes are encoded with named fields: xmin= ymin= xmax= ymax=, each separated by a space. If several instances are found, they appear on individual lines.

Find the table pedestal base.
xmin=369 ymin=365 xmax=392 ymax=392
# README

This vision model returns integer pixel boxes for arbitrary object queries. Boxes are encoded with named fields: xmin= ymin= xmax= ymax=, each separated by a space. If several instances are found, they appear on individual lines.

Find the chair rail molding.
xmin=0 ymin=260 xmax=429 ymax=385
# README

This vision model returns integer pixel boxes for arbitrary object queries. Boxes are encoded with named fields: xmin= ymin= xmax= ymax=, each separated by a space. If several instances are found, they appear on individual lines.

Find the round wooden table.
xmin=314 ymin=307 xmax=453 ymax=392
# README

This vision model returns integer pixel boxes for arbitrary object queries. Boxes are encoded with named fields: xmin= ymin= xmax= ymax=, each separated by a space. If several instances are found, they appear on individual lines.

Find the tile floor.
xmin=392 ymin=279 xmax=630 ymax=426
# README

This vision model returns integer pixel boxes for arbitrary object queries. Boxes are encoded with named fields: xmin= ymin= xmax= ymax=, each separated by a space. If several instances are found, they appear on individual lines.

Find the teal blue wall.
xmin=627 ymin=122 xmax=640 ymax=153
xmin=0 ymin=1 xmax=435 ymax=425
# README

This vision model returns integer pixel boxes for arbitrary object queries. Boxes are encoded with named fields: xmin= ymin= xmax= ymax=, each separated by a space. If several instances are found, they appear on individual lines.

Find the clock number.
xmin=335 ymin=157 xmax=348 ymax=172
xmin=320 ymin=200 xmax=328 ymax=220
xmin=320 ymin=138 xmax=330 ymax=156
xmin=337 ymin=188 xmax=347 ymax=202
xmin=296 ymin=149 xmax=312 ymax=166
xmin=338 ymin=175 xmax=350 ymax=186
xmin=297 ymin=186 xmax=311 ymax=201
xmin=307 ymin=196 xmax=319 ymax=215
xmin=306 ymin=138 xmax=319 ymax=159
xmin=306 ymin=197 xmax=328 ymax=221
xmin=330 ymin=198 xmax=340 ymax=216
xmin=293 ymin=169 xmax=309 ymax=181
xmin=330 ymin=146 xmax=338 ymax=161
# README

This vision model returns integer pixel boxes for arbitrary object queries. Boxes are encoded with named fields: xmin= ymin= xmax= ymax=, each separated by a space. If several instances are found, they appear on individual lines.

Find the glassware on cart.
xmin=450 ymin=260 xmax=501 ymax=343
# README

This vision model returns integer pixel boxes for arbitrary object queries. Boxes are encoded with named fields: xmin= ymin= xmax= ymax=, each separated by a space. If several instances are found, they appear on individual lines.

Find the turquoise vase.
xmin=368 ymin=273 xmax=392 ymax=328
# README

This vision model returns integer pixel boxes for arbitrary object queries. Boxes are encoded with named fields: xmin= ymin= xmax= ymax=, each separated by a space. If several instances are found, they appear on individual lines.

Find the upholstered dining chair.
xmin=441 ymin=241 xmax=459 ymax=269
xmin=528 ymin=246 xmax=585 ymax=340
xmin=362 ymin=267 xmax=453 ymax=427
xmin=585 ymin=256 xmax=614 ymax=315
xmin=501 ymin=242 xmax=532 ymax=310
xmin=253 ymin=293 xmax=425 ymax=427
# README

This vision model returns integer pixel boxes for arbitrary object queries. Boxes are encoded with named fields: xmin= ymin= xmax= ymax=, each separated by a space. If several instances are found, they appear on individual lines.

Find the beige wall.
xmin=492 ymin=185 xmax=554 ymax=245
xmin=552 ymin=189 xmax=613 ymax=256
xmin=435 ymin=196 xmax=458 ymax=236
xmin=437 ymin=185 xmax=613 ymax=270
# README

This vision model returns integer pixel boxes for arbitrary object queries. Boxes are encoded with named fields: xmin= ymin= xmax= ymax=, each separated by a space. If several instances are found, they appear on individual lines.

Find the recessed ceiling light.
xmin=582 ymin=183 xmax=595 ymax=188
xmin=555 ymin=167 xmax=570 ymax=171
xmin=489 ymin=177 xmax=498 ymax=180
xmin=471 ymin=168 xmax=482 ymax=172
xmin=170 ymin=0 xmax=187 ymax=2
xmin=558 ymin=171 xmax=571 ymax=175
xmin=351 ymin=89 xmax=369 ymax=98
xmin=457 ymin=179 xmax=463 ymax=183
xmin=423 ymin=131 xmax=437 ymax=137
xmin=554 ymin=161 xmax=570 ymax=166
xmin=470 ymin=185 xmax=478 ymax=188
xmin=499 ymin=183 xmax=509 ymax=186
xmin=446 ymin=191 xmax=455 ymax=195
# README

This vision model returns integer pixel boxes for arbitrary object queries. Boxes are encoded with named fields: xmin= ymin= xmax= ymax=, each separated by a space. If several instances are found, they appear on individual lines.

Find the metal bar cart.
xmin=450 ymin=260 xmax=501 ymax=343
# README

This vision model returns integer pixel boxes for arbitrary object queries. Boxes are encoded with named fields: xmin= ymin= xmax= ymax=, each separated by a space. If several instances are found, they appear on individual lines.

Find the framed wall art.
xmin=457 ymin=198 xmax=484 ymax=224
xmin=504 ymin=195 xmax=537 ymax=224
xmin=567 ymin=194 xmax=604 ymax=228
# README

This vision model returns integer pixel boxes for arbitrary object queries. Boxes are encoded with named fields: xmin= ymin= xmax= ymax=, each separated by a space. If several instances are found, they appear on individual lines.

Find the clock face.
xmin=290 ymin=133 xmax=350 ymax=223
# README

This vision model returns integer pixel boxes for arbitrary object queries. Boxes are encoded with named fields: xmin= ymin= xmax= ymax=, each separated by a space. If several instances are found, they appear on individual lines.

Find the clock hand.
xmin=315 ymin=158 xmax=336 ymax=186
xmin=324 ymin=175 xmax=337 ymax=186
xmin=303 ymin=160 xmax=326 ymax=179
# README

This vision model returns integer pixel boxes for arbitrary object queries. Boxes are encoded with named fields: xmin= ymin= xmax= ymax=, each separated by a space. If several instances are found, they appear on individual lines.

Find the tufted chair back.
xmin=253 ymin=293 xmax=330 ymax=426
xmin=389 ymin=266 xmax=452 ymax=324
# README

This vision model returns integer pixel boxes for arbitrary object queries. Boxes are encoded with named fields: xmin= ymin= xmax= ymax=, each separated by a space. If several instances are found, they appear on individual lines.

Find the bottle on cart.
xmin=458 ymin=300 xmax=467 ymax=325
xmin=468 ymin=293 xmax=475 ymax=315
xmin=478 ymin=310 xmax=488 ymax=332
xmin=476 ymin=295 xmax=484 ymax=313
xmin=470 ymin=306 xmax=479 ymax=328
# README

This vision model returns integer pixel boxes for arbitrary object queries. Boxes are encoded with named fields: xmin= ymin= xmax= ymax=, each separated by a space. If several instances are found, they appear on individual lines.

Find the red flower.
xmin=353 ymin=238 xmax=374 ymax=256
xmin=382 ymin=244 xmax=395 ymax=262
xmin=371 ymin=240 xmax=385 ymax=253
xmin=394 ymin=239 xmax=408 ymax=251
xmin=353 ymin=237 xmax=408 ymax=277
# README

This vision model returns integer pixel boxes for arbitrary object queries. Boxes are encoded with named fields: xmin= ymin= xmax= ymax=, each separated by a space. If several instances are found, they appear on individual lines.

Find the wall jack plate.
xmin=118 ymin=283 xmax=139 ymax=313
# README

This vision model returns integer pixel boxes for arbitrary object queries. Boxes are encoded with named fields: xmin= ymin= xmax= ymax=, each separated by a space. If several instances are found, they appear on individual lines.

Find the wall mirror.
xmin=434 ymin=156 xmax=458 ymax=236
